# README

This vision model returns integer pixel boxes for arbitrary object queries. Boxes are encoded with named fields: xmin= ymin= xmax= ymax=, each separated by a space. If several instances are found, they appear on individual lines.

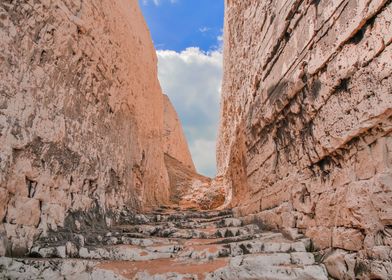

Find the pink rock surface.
xmin=217 ymin=0 xmax=392 ymax=271
xmin=163 ymin=95 xmax=196 ymax=171
xmin=0 ymin=0 xmax=193 ymax=256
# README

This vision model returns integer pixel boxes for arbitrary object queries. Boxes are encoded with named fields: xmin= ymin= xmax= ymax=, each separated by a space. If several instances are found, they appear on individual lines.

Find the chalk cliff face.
xmin=218 ymin=0 xmax=392 ymax=274
xmin=0 ymin=0 xmax=192 ymax=256
xmin=163 ymin=95 xmax=196 ymax=171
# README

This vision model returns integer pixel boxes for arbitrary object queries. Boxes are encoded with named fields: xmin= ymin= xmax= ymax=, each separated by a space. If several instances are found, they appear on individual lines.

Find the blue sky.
xmin=140 ymin=0 xmax=224 ymax=52
xmin=139 ymin=0 xmax=224 ymax=177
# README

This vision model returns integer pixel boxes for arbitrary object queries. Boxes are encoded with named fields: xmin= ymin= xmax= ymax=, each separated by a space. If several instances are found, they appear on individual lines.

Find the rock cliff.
xmin=218 ymin=0 xmax=392 ymax=277
xmin=163 ymin=95 xmax=196 ymax=171
xmin=0 ymin=0 xmax=193 ymax=257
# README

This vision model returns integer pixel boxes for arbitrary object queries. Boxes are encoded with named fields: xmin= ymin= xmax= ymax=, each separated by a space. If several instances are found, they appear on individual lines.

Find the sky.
xmin=139 ymin=0 xmax=224 ymax=177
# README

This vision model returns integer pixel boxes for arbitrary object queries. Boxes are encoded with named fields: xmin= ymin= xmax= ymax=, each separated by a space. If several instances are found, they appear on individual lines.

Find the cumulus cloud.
xmin=157 ymin=47 xmax=223 ymax=177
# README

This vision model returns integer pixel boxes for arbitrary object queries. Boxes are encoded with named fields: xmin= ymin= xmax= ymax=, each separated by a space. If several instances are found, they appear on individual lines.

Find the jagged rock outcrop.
xmin=0 ymin=0 xmax=193 ymax=258
xmin=217 ymin=0 xmax=392 ymax=278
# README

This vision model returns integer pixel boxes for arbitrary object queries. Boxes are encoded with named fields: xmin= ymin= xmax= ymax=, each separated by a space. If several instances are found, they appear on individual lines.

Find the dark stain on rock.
xmin=39 ymin=50 xmax=47 ymax=65
xmin=26 ymin=177 xmax=38 ymax=198
xmin=267 ymin=80 xmax=289 ymax=105
xmin=348 ymin=12 xmax=378 ymax=45
xmin=10 ymin=242 xmax=29 ymax=258
xmin=311 ymin=0 xmax=321 ymax=6
xmin=13 ymin=137 xmax=81 ymax=173
xmin=310 ymin=78 xmax=322 ymax=99
xmin=107 ymin=168 xmax=122 ymax=193
xmin=335 ymin=78 xmax=350 ymax=93
xmin=239 ymin=243 xmax=251 ymax=254
xmin=225 ymin=230 xmax=234 ymax=238
xmin=27 ymin=251 xmax=43 ymax=258
xmin=348 ymin=28 xmax=365 ymax=45
xmin=314 ymin=156 xmax=333 ymax=181
xmin=80 ymin=202 xmax=107 ymax=229
xmin=354 ymin=260 xmax=370 ymax=277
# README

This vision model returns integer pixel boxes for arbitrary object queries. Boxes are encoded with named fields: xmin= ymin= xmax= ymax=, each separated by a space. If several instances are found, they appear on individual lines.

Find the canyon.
xmin=1 ymin=0 xmax=391 ymax=279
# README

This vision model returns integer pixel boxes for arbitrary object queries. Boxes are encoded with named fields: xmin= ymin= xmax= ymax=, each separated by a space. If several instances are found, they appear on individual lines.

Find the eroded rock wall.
xmin=0 ymin=0 xmax=191 ymax=257
xmin=218 ymin=0 xmax=392 ymax=273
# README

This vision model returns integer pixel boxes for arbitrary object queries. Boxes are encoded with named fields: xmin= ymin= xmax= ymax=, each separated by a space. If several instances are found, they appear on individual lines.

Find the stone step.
xmin=121 ymin=219 xmax=219 ymax=230
xmin=149 ymin=210 xmax=233 ymax=221
xmin=32 ymin=227 xmax=264 ymax=256
xmin=186 ymin=214 xmax=235 ymax=224
xmin=79 ymin=243 xmax=182 ymax=261
xmin=117 ymin=210 xmax=233 ymax=226
xmin=1 ymin=208 xmax=330 ymax=279
xmin=9 ymin=257 xmax=227 ymax=279
xmin=30 ymin=243 xmax=182 ymax=262
xmin=115 ymin=224 xmax=259 ymax=239
xmin=163 ymin=225 xmax=258 ymax=239
xmin=30 ymin=232 xmax=311 ymax=263
xmin=178 ymin=239 xmax=309 ymax=260
xmin=117 ymin=217 xmax=241 ymax=232
xmin=206 ymin=253 xmax=328 ymax=280
xmin=32 ymin=233 xmax=179 ymax=253
xmin=148 ymin=217 xmax=243 ymax=229
xmin=210 ymin=264 xmax=329 ymax=280
xmin=0 ymin=257 xmax=122 ymax=280
xmin=33 ymin=211 xmax=240 ymax=250
xmin=1 ymin=253 xmax=328 ymax=280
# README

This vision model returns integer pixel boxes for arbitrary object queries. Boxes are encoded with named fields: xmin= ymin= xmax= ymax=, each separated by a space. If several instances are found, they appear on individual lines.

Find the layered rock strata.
xmin=0 ymin=0 xmax=195 ymax=257
xmin=217 ymin=0 xmax=392 ymax=277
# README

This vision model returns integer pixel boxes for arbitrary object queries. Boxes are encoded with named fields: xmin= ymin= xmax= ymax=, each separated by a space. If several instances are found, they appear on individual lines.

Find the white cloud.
xmin=142 ymin=0 xmax=178 ymax=6
xmin=217 ymin=34 xmax=223 ymax=43
xmin=199 ymin=27 xmax=211 ymax=33
xmin=157 ymin=47 xmax=223 ymax=177
xmin=190 ymin=139 xmax=217 ymax=177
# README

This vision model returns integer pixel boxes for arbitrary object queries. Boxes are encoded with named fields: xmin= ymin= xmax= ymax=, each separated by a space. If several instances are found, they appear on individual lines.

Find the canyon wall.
xmin=0 ymin=0 xmax=191 ymax=257
xmin=163 ymin=95 xmax=196 ymax=171
xmin=218 ymin=0 xmax=392 ymax=276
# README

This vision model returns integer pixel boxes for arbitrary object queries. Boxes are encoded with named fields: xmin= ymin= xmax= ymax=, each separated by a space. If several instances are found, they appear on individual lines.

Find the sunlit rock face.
xmin=0 ymin=0 xmax=192 ymax=257
xmin=163 ymin=95 xmax=196 ymax=172
xmin=218 ymin=0 xmax=392 ymax=276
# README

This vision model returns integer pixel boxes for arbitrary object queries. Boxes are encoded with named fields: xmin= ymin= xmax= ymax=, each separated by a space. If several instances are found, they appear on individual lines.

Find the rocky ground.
xmin=0 ymin=206 xmax=329 ymax=279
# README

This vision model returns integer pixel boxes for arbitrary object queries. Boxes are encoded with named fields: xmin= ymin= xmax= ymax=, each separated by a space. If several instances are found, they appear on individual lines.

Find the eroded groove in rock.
xmin=217 ymin=0 xmax=392 ymax=278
